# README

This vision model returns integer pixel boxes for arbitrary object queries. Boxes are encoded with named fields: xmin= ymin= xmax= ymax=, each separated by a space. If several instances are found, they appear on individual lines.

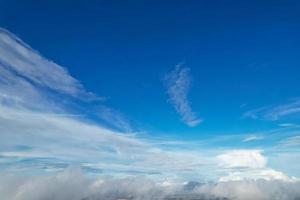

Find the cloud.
xmin=218 ymin=168 xmax=297 ymax=182
xmin=0 ymin=28 xmax=85 ymax=97
xmin=196 ymin=179 xmax=300 ymax=200
xmin=0 ymin=168 xmax=299 ymax=200
xmin=0 ymin=28 xmax=101 ymax=112
xmin=1 ymin=27 xmax=299 ymax=200
xmin=97 ymin=106 xmax=132 ymax=132
xmin=217 ymin=150 xmax=267 ymax=169
xmin=164 ymin=64 xmax=202 ymax=127
xmin=279 ymin=136 xmax=300 ymax=147
xmin=242 ymin=135 xmax=264 ymax=142
xmin=244 ymin=99 xmax=300 ymax=121
xmin=0 ymin=27 xmax=215 ymax=180
xmin=216 ymin=150 xmax=298 ymax=183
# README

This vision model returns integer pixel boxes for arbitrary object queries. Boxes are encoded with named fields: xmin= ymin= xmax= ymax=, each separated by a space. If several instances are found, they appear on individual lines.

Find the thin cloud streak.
xmin=0 ymin=28 xmax=94 ymax=98
xmin=279 ymin=136 xmax=300 ymax=147
xmin=244 ymin=99 xmax=300 ymax=121
xmin=164 ymin=64 xmax=202 ymax=127
xmin=243 ymin=135 xmax=264 ymax=142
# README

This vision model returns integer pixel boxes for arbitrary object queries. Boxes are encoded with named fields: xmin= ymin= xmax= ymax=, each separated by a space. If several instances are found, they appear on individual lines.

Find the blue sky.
xmin=1 ymin=0 xmax=300 ymax=184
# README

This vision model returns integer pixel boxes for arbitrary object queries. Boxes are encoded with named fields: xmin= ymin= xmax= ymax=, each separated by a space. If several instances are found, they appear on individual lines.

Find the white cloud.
xmin=0 ymin=28 xmax=214 ymax=180
xmin=278 ymin=123 xmax=295 ymax=127
xmin=244 ymin=99 xmax=300 ymax=121
xmin=97 ymin=106 xmax=132 ymax=132
xmin=217 ymin=150 xmax=267 ymax=169
xmin=0 ymin=27 xmax=299 ymax=199
xmin=197 ymin=179 xmax=300 ymax=200
xmin=216 ymin=150 xmax=298 ymax=183
xmin=279 ymin=136 xmax=300 ymax=147
xmin=218 ymin=168 xmax=298 ymax=182
xmin=0 ymin=168 xmax=299 ymax=200
xmin=0 ymin=28 xmax=100 ymax=112
xmin=243 ymin=135 xmax=264 ymax=142
xmin=164 ymin=64 xmax=202 ymax=127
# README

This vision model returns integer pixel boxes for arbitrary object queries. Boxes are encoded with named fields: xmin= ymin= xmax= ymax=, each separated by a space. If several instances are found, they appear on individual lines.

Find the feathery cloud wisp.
xmin=243 ymin=135 xmax=264 ymax=142
xmin=0 ymin=28 xmax=100 ymax=102
xmin=164 ymin=64 xmax=202 ymax=127
xmin=244 ymin=99 xmax=300 ymax=121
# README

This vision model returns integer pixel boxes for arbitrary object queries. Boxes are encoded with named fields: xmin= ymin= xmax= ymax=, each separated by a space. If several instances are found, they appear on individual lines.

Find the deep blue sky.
xmin=1 ymin=0 xmax=300 ymax=138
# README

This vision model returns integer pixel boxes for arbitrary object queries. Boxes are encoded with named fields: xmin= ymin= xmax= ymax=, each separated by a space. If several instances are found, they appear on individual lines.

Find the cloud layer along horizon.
xmin=1 ymin=168 xmax=300 ymax=200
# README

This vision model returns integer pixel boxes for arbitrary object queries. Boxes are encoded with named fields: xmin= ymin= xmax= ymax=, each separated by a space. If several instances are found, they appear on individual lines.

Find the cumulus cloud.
xmin=0 ymin=168 xmax=299 ymax=200
xmin=217 ymin=150 xmax=267 ymax=169
xmin=216 ymin=150 xmax=298 ymax=182
xmin=196 ymin=179 xmax=300 ymax=200
xmin=164 ymin=64 xmax=202 ymax=127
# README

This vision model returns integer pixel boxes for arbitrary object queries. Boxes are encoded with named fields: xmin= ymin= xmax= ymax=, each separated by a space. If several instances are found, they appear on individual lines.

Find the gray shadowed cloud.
xmin=0 ymin=168 xmax=300 ymax=200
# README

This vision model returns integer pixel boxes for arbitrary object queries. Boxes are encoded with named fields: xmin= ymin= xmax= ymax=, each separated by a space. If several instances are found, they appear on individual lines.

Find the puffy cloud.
xmin=218 ymin=168 xmax=297 ymax=182
xmin=0 ymin=168 xmax=299 ymax=200
xmin=216 ymin=150 xmax=298 ymax=182
xmin=0 ymin=168 xmax=178 ymax=200
xmin=197 ymin=180 xmax=300 ymax=200
xmin=217 ymin=150 xmax=267 ymax=169
xmin=164 ymin=64 xmax=202 ymax=127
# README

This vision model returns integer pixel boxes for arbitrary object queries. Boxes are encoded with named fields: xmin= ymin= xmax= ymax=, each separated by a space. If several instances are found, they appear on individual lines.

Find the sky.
xmin=0 ymin=0 xmax=300 ymax=199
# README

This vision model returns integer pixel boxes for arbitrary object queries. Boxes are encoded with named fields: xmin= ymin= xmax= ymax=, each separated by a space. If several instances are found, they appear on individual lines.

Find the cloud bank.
xmin=164 ymin=64 xmax=202 ymax=127
xmin=0 ymin=168 xmax=300 ymax=200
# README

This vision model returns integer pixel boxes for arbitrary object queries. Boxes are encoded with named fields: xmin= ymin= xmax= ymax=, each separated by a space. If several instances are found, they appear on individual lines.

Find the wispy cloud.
xmin=97 ymin=106 xmax=132 ymax=132
xmin=243 ymin=135 xmax=264 ymax=142
xmin=164 ymin=64 xmax=202 ymax=127
xmin=0 ymin=29 xmax=211 ymax=179
xmin=278 ymin=123 xmax=296 ymax=127
xmin=0 ymin=28 xmax=103 ymax=113
xmin=279 ymin=136 xmax=300 ymax=147
xmin=244 ymin=99 xmax=300 ymax=121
